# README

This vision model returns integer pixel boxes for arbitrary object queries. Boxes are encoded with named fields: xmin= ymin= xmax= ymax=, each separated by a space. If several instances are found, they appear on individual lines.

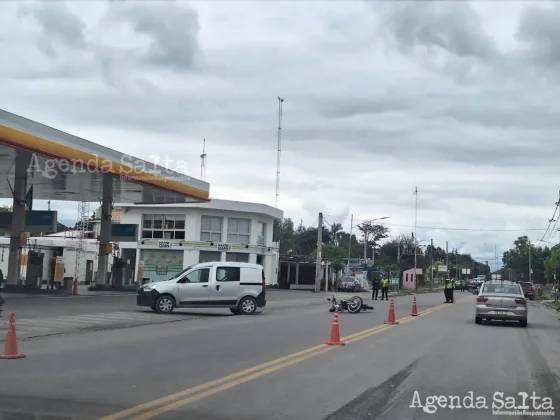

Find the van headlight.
xmin=142 ymin=285 xmax=156 ymax=292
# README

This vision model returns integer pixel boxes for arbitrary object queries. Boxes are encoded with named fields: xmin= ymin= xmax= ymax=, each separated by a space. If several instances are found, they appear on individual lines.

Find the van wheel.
xmin=475 ymin=317 xmax=482 ymax=324
xmin=238 ymin=296 xmax=257 ymax=315
xmin=155 ymin=295 xmax=175 ymax=314
xmin=230 ymin=308 xmax=241 ymax=315
xmin=519 ymin=320 xmax=528 ymax=327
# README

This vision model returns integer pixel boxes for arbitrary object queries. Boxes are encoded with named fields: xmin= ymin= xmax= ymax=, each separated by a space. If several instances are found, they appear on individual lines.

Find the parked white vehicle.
xmin=137 ymin=262 xmax=266 ymax=315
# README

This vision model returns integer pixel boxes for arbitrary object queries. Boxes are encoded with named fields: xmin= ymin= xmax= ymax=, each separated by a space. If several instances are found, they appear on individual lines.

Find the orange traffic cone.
xmin=72 ymin=279 xmax=79 ymax=296
xmin=410 ymin=296 xmax=419 ymax=316
xmin=0 ymin=312 xmax=26 ymax=359
xmin=383 ymin=299 xmax=400 ymax=325
xmin=326 ymin=309 xmax=345 ymax=346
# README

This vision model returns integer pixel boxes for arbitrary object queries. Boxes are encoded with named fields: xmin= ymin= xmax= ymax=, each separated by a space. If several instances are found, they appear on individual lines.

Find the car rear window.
xmin=483 ymin=285 xmax=521 ymax=295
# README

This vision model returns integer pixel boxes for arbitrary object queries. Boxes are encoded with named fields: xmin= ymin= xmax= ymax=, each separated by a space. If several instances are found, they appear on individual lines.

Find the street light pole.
xmin=414 ymin=187 xmax=418 ymax=290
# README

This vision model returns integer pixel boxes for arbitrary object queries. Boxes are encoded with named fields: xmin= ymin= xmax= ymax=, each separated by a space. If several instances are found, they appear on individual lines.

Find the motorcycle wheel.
xmin=347 ymin=296 xmax=363 ymax=313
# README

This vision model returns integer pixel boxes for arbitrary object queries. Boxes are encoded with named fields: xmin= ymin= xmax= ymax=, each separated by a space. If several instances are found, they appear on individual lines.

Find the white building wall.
xmin=117 ymin=201 xmax=282 ymax=284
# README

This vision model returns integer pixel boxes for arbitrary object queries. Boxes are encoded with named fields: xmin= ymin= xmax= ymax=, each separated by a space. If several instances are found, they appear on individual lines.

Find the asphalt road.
xmin=1 ymin=290 xmax=383 ymax=340
xmin=0 ymin=292 xmax=558 ymax=420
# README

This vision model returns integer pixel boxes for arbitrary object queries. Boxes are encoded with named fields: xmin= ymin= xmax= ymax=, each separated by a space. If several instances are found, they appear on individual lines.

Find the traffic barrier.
xmin=72 ymin=279 xmax=79 ymax=296
xmin=383 ymin=299 xmax=400 ymax=325
xmin=0 ymin=312 xmax=26 ymax=359
xmin=325 ymin=309 xmax=345 ymax=346
xmin=410 ymin=296 xmax=419 ymax=316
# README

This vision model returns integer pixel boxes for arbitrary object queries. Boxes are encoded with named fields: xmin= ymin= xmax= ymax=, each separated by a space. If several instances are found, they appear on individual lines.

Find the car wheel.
xmin=155 ymin=295 xmax=175 ymax=314
xmin=230 ymin=308 xmax=241 ymax=315
xmin=238 ymin=296 xmax=258 ymax=315
xmin=475 ymin=317 xmax=482 ymax=324
xmin=519 ymin=320 xmax=528 ymax=327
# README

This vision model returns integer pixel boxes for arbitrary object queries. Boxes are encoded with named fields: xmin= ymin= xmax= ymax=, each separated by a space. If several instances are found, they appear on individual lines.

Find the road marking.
xmin=100 ymin=300 xmax=452 ymax=420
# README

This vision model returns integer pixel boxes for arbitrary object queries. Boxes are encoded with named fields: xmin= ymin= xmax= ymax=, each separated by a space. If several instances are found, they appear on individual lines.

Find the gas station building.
xmin=0 ymin=109 xmax=210 ymax=291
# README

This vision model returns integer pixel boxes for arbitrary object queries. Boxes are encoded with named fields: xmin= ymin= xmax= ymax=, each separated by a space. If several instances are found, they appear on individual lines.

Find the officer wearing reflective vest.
xmin=444 ymin=278 xmax=455 ymax=303
xmin=380 ymin=277 xmax=389 ymax=300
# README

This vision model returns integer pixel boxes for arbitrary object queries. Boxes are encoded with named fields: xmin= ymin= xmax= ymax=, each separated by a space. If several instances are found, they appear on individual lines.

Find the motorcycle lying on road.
xmin=327 ymin=295 xmax=374 ymax=313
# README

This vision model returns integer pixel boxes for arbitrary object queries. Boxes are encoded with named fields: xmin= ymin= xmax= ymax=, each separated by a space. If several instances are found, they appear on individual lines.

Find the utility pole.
xmin=528 ymin=239 xmax=532 ymax=283
xmin=315 ymin=212 xmax=323 ymax=293
xmin=446 ymin=241 xmax=449 ymax=280
xmin=456 ymin=247 xmax=459 ymax=281
xmin=430 ymin=238 xmax=434 ymax=291
xmin=397 ymin=244 xmax=401 ymax=287
xmin=413 ymin=186 xmax=418 ymax=290
xmin=363 ymin=226 xmax=368 ymax=261
xmin=495 ymin=244 xmax=498 ymax=274
xmin=275 ymin=97 xmax=284 ymax=208
xmin=346 ymin=214 xmax=353 ymax=274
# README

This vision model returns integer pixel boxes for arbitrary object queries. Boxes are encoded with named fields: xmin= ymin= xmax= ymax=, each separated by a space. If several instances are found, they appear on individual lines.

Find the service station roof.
xmin=0 ymin=109 xmax=210 ymax=204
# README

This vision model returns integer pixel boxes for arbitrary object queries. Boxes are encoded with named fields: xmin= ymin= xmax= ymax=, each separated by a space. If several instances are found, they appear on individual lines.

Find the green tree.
xmin=502 ymin=236 xmax=550 ymax=283
xmin=0 ymin=205 xmax=12 ymax=212
xmin=544 ymin=248 xmax=560 ymax=282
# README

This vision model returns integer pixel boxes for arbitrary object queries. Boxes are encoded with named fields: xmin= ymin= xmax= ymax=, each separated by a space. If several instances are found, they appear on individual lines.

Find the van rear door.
xmin=209 ymin=265 xmax=241 ymax=306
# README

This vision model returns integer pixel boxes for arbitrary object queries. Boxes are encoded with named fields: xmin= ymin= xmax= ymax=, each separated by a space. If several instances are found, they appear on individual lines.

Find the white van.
xmin=136 ymin=262 xmax=266 ymax=315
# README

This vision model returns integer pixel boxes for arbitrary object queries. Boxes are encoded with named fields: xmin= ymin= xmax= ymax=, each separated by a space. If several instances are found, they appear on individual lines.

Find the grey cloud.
xmin=379 ymin=1 xmax=498 ymax=60
xmin=104 ymin=1 xmax=201 ymax=71
xmin=19 ymin=2 xmax=86 ymax=55
xmin=515 ymin=4 xmax=560 ymax=68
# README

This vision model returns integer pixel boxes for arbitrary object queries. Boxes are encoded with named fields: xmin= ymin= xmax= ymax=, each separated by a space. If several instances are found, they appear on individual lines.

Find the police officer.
xmin=444 ymin=278 xmax=455 ymax=303
xmin=371 ymin=274 xmax=380 ymax=300
xmin=380 ymin=277 xmax=389 ymax=300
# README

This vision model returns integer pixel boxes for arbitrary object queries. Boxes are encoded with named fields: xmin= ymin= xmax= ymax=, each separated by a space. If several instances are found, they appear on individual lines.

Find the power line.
xmin=538 ymin=190 xmax=560 ymax=246
xmin=322 ymin=214 xmax=547 ymax=232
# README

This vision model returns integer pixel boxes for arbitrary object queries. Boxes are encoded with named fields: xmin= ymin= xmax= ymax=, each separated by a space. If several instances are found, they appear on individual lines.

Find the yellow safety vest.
xmin=445 ymin=280 xmax=454 ymax=289
xmin=381 ymin=279 xmax=389 ymax=287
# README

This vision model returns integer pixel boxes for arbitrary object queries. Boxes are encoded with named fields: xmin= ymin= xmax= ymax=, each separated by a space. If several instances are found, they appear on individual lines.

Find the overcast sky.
xmin=1 ymin=0 xmax=559 ymax=267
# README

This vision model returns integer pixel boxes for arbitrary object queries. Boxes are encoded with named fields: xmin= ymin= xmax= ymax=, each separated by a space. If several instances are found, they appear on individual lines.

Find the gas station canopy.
xmin=0 ymin=109 xmax=210 ymax=204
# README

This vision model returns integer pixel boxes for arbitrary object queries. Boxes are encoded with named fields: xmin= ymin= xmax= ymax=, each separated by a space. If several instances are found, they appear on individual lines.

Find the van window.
xmin=216 ymin=266 xmax=240 ymax=282
xmin=180 ymin=268 xmax=210 ymax=284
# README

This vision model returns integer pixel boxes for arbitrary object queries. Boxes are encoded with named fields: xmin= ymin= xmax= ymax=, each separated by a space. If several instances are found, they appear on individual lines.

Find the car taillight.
xmin=262 ymin=278 xmax=266 ymax=291
xmin=515 ymin=298 xmax=526 ymax=305
xmin=477 ymin=296 xmax=488 ymax=303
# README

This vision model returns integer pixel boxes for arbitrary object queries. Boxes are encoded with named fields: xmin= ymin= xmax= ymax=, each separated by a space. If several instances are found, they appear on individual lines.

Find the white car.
xmin=137 ymin=262 xmax=266 ymax=315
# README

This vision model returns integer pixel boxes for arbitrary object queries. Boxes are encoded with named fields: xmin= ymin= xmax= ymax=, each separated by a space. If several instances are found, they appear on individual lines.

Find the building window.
xmin=200 ymin=216 xmax=223 ymax=242
xmin=226 ymin=252 xmax=250 ymax=263
xmin=227 ymin=218 xmax=250 ymax=244
xmin=257 ymin=222 xmax=266 ymax=246
xmin=142 ymin=214 xmax=185 ymax=240
xmin=199 ymin=251 xmax=221 ymax=263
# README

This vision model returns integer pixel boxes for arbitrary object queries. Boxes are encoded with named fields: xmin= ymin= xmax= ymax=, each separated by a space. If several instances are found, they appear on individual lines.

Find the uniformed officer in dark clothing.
xmin=380 ymin=278 xmax=389 ymax=300
xmin=444 ymin=278 xmax=455 ymax=303
xmin=371 ymin=275 xmax=380 ymax=300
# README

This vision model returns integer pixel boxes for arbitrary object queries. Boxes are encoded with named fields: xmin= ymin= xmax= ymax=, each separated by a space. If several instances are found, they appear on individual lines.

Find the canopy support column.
xmin=96 ymin=174 xmax=113 ymax=286
xmin=7 ymin=150 xmax=31 ymax=286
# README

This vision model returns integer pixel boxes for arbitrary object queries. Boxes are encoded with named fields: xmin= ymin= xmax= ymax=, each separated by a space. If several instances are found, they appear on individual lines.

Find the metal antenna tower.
xmin=200 ymin=138 xmax=207 ymax=181
xmin=74 ymin=201 xmax=90 ymax=285
xmin=275 ymin=97 xmax=284 ymax=208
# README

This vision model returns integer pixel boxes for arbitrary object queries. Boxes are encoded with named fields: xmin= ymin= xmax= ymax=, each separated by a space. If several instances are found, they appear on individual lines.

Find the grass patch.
xmin=546 ymin=300 xmax=560 ymax=309
xmin=536 ymin=293 xmax=552 ymax=301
